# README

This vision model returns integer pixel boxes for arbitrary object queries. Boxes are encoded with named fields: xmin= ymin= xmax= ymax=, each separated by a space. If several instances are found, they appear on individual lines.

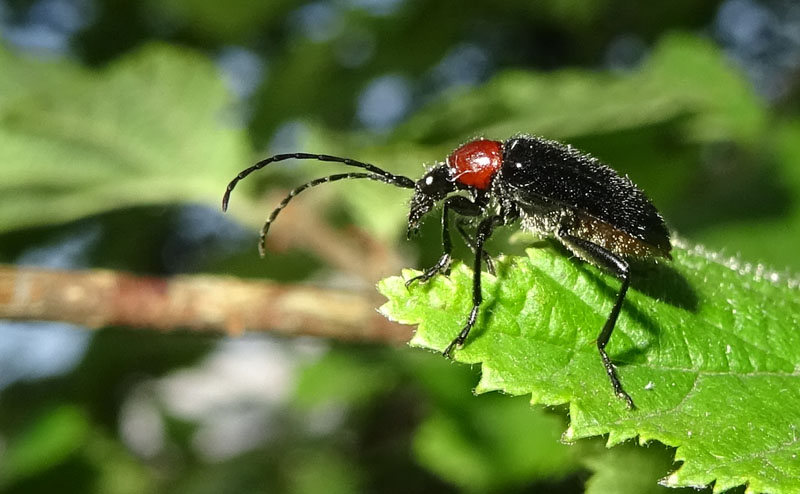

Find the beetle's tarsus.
xmin=405 ymin=254 xmax=451 ymax=287
xmin=442 ymin=339 xmax=459 ymax=358
xmin=598 ymin=345 xmax=636 ymax=409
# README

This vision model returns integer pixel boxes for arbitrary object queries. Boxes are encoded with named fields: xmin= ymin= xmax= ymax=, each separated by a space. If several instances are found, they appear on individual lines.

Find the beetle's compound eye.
xmin=446 ymin=139 xmax=503 ymax=190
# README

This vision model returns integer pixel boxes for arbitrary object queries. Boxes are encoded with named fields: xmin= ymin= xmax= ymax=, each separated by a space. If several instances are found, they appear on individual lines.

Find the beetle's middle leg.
xmin=455 ymin=220 xmax=496 ymax=275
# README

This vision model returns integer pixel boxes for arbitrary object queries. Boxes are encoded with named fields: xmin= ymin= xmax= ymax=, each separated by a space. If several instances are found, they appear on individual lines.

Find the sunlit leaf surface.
xmin=380 ymin=244 xmax=800 ymax=493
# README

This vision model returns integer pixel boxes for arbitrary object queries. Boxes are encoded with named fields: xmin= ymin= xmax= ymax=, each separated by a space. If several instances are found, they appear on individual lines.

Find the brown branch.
xmin=0 ymin=265 xmax=412 ymax=345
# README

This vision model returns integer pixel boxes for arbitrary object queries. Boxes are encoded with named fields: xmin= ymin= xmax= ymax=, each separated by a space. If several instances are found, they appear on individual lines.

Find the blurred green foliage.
xmin=0 ymin=43 xmax=248 ymax=233
xmin=1 ymin=0 xmax=798 ymax=493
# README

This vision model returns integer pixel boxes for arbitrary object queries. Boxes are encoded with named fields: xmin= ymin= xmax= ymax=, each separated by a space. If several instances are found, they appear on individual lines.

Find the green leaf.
xmin=293 ymin=348 xmax=399 ymax=410
xmin=285 ymin=448 xmax=363 ymax=494
xmin=413 ymin=395 xmax=578 ymax=492
xmin=0 ymin=405 xmax=90 ymax=485
xmin=84 ymin=431 xmax=156 ymax=494
xmin=147 ymin=0 xmax=297 ymax=41
xmin=584 ymin=443 xmax=699 ymax=494
xmin=378 ymin=244 xmax=800 ymax=493
xmin=393 ymin=33 xmax=765 ymax=146
xmin=0 ymin=47 xmax=84 ymax=110
xmin=694 ymin=119 xmax=800 ymax=270
xmin=0 ymin=43 xmax=250 ymax=233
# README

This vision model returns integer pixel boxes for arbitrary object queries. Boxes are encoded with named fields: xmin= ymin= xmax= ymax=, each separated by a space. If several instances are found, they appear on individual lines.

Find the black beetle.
xmin=223 ymin=135 xmax=672 ymax=408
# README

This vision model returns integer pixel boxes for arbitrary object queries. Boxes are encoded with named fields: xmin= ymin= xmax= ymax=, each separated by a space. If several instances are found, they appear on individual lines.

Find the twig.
xmin=0 ymin=265 xmax=412 ymax=344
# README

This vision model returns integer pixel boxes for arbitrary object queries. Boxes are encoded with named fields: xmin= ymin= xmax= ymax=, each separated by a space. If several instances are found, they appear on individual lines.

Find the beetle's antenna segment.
xmin=257 ymin=172 xmax=399 ymax=256
xmin=222 ymin=153 xmax=415 ymax=211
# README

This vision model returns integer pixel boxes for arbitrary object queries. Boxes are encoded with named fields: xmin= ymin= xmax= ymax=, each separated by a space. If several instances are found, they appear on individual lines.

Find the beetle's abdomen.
xmin=572 ymin=213 xmax=670 ymax=258
xmin=502 ymin=135 xmax=671 ymax=258
xmin=447 ymin=139 xmax=503 ymax=190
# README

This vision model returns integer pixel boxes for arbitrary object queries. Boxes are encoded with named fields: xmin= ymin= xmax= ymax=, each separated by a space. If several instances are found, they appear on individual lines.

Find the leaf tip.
xmin=562 ymin=426 xmax=577 ymax=443
xmin=658 ymin=473 xmax=678 ymax=488
xmin=408 ymin=332 xmax=433 ymax=349
xmin=376 ymin=274 xmax=404 ymax=297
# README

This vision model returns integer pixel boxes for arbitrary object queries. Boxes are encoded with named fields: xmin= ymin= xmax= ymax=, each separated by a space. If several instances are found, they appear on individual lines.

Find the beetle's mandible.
xmin=222 ymin=135 xmax=672 ymax=408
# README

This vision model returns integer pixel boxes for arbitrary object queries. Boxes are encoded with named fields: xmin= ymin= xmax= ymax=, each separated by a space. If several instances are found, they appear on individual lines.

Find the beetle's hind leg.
xmin=557 ymin=229 xmax=635 ymax=409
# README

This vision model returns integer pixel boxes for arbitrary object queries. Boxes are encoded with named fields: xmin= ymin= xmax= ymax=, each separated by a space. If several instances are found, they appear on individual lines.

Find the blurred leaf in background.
xmin=0 ymin=43 xmax=250 ymax=233
xmin=1 ymin=0 xmax=799 ymax=493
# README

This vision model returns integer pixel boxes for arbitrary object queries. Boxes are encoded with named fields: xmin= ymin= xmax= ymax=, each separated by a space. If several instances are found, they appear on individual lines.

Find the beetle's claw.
xmin=405 ymin=255 xmax=451 ymax=288
xmin=442 ymin=339 xmax=460 ymax=358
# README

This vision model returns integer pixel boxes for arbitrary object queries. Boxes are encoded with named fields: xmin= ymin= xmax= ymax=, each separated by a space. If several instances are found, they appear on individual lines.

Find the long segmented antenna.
xmin=222 ymin=152 xmax=415 ymax=212
xmin=256 ymin=172 xmax=396 ymax=256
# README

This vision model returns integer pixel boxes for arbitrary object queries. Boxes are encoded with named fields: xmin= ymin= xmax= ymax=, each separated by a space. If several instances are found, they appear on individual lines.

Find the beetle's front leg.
xmin=443 ymin=214 xmax=504 ymax=357
xmin=405 ymin=196 xmax=483 ymax=287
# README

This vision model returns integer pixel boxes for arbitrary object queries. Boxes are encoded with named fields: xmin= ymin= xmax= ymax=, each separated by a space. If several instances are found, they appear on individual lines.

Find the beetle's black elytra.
xmin=223 ymin=135 xmax=672 ymax=409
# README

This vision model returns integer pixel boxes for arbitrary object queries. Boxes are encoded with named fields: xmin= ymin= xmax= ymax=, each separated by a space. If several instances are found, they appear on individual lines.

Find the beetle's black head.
xmin=407 ymin=164 xmax=456 ymax=238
